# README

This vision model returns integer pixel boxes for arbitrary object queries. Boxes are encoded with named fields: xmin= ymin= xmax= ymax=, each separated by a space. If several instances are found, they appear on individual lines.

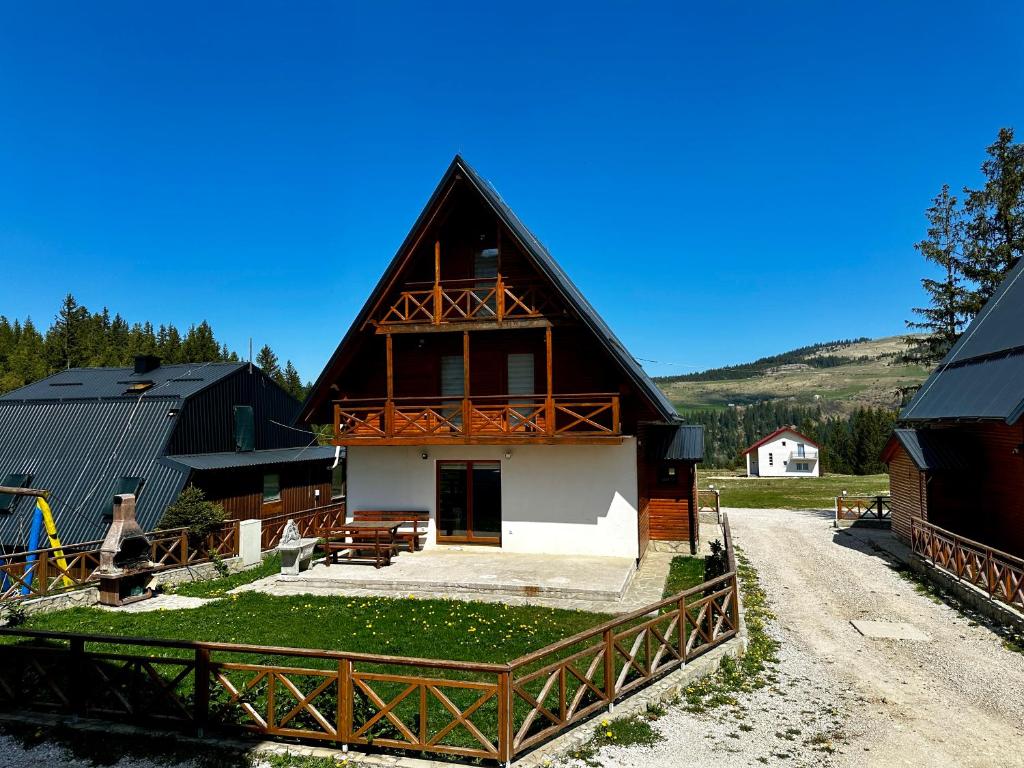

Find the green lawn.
xmin=662 ymin=556 xmax=706 ymax=597
xmin=698 ymin=470 xmax=889 ymax=509
xmin=15 ymin=590 xmax=610 ymax=664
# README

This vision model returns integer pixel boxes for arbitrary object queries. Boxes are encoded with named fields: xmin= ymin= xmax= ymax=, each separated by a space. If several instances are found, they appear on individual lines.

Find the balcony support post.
xmin=433 ymin=240 xmax=442 ymax=325
xmin=463 ymin=330 xmax=471 ymax=436
xmin=545 ymin=326 xmax=555 ymax=436
xmin=496 ymin=273 xmax=505 ymax=321
xmin=385 ymin=333 xmax=394 ymax=437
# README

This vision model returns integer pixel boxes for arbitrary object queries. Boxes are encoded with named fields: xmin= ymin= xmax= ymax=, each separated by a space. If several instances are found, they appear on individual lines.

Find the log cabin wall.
xmin=191 ymin=463 xmax=333 ymax=521
xmin=637 ymin=456 xmax=697 ymax=552
xmin=887 ymin=444 xmax=925 ymax=545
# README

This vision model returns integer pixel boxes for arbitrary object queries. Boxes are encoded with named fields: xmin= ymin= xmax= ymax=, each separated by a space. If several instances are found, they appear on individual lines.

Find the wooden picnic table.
xmin=321 ymin=521 xmax=408 ymax=569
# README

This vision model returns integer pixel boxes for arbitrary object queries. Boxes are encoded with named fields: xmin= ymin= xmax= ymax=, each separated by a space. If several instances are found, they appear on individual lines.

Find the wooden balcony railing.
xmin=376 ymin=277 xmax=560 ymax=326
xmin=333 ymin=393 xmax=621 ymax=441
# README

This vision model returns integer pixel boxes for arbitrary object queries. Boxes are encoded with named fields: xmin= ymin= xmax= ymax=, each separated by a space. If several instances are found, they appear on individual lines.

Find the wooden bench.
xmin=350 ymin=510 xmax=429 ymax=552
xmin=321 ymin=524 xmax=399 ymax=569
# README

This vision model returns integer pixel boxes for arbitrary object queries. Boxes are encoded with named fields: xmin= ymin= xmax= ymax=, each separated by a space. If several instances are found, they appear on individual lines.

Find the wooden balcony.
xmin=374 ymin=277 xmax=560 ymax=330
xmin=332 ymin=393 xmax=621 ymax=445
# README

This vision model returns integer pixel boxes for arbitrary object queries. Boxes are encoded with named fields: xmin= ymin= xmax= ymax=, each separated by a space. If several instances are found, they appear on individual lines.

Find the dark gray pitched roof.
xmin=0 ymin=398 xmax=188 ymax=545
xmin=303 ymin=155 xmax=678 ymax=424
xmin=643 ymin=424 xmax=704 ymax=461
xmin=0 ymin=362 xmax=246 ymax=402
xmin=166 ymin=445 xmax=341 ymax=471
xmin=887 ymin=428 xmax=972 ymax=472
xmin=902 ymin=258 xmax=1024 ymax=424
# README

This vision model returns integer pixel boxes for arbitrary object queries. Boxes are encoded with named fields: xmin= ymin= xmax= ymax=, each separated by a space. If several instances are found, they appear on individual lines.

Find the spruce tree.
xmin=905 ymin=184 xmax=969 ymax=364
xmin=255 ymin=344 xmax=281 ymax=380
xmin=960 ymin=127 xmax=1024 ymax=314
xmin=282 ymin=360 xmax=305 ymax=401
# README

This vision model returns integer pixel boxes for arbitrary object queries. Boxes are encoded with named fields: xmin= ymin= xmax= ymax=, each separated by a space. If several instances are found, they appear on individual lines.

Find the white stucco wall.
xmin=751 ymin=431 xmax=820 ymax=477
xmin=346 ymin=439 xmax=640 ymax=558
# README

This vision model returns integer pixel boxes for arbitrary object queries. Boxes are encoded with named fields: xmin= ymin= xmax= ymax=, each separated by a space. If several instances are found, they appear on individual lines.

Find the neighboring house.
xmin=882 ymin=258 xmax=1024 ymax=557
xmin=742 ymin=427 xmax=820 ymax=477
xmin=0 ymin=356 xmax=342 ymax=549
xmin=302 ymin=155 xmax=703 ymax=560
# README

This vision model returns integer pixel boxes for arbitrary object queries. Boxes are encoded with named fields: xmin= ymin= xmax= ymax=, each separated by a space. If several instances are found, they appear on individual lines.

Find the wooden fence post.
xmin=678 ymin=593 xmax=688 ymax=662
xmin=194 ymin=646 xmax=210 ymax=736
xmin=498 ymin=668 xmax=513 ymax=766
xmin=338 ymin=658 xmax=352 ymax=747
xmin=603 ymin=627 xmax=615 ymax=709
xmin=70 ymin=636 xmax=87 ymax=717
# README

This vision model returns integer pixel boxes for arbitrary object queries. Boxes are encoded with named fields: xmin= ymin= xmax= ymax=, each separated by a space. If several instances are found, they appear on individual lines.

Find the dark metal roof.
xmin=302 ymin=155 xmax=679 ymax=425
xmin=644 ymin=424 xmax=704 ymax=462
xmin=886 ymin=428 xmax=972 ymax=472
xmin=902 ymin=258 xmax=1024 ymax=424
xmin=0 ymin=362 xmax=247 ymax=402
xmin=166 ymin=445 xmax=341 ymax=471
xmin=0 ymin=398 xmax=188 ymax=546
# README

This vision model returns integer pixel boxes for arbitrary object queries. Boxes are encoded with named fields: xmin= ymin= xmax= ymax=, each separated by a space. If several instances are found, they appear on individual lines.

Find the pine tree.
xmin=255 ymin=344 xmax=281 ymax=380
xmin=180 ymin=321 xmax=222 ymax=362
xmin=905 ymin=184 xmax=970 ymax=364
xmin=46 ymin=294 xmax=88 ymax=370
xmin=961 ymin=127 xmax=1024 ymax=314
xmin=282 ymin=360 xmax=305 ymax=401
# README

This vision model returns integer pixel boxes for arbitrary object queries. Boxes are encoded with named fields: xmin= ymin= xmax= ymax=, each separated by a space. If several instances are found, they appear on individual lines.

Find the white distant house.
xmin=742 ymin=427 xmax=820 ymax=477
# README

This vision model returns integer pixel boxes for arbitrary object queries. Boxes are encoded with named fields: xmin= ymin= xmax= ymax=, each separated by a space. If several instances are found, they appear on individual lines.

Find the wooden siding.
xmin=888 ymin=422 xmax=1024 ymax=556
xmin=887 ymin=445 xmax=924 ymax=545
xmin=191 ymin=464 xmax=333 ymax=521
xmin=637 ymin=456 xmax=696 ymax=551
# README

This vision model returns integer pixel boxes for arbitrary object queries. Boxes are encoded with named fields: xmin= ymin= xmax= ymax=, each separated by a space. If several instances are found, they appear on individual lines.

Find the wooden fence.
xmin=835 ymin=495 xmax=891 ymax=523
xmin=260 ymin=501 xmax=347 ymax=550
xmin=0 ymin=516 xmax=740 ymax=764
xmin=697 ymin=489 xmax=721 ymax=521
xmin=0 ymin=521 xmax=240 ymax=603
xmin=910 ymin=516 xmax=1024 ymax=613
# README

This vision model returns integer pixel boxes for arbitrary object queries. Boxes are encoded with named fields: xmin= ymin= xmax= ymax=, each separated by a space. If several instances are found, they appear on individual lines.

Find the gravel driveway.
xmin=564 ymin=507 xmax=1024 ymax=768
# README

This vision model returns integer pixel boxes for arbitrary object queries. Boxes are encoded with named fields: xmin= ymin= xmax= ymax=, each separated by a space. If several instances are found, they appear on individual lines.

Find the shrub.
xmin=704 ymin=538 xmax=729 ymax=581
xmin=158 ymin=485 xmax=226 ymax=544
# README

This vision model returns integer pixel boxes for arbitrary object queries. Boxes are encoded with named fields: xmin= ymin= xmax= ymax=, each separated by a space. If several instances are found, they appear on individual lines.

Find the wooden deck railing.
xmin=0 ymin=516 xmax=740 ymax=763
xmin=835 ymin=495 xmax=891 ymax=522
xmin=260 ymin=501 xmax=347 ymax=550
xmin=377 ymin=277 xmax=560 ymax=326
xmin=910 ymin=516 xmax=1024 ymax=613
xmin=333 ymin=394 xmax=621 ymax=441
xmin=0 ymin=520 xmax=240 ymax=603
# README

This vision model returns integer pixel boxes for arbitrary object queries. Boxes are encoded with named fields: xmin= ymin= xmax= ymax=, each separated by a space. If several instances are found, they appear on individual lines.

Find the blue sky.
xmin=1 ymin=2 xmax=1022 ymax=381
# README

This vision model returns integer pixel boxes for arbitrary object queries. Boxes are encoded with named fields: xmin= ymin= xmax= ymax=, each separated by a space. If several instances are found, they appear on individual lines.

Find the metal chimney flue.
xmin=133 ymin=355 xmax=161 ymax=374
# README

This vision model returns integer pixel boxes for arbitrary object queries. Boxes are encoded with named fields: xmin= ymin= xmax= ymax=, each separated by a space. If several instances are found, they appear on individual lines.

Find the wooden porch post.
xmin=463 ymin=330 xmax=471 ymax=435
xmin=433 ymin=240 xmax=442 ymax=325
xmin=545 ymin=326 xmax=554 ymax=435
xmin=385 ymin=333 xmax=394 ymax=437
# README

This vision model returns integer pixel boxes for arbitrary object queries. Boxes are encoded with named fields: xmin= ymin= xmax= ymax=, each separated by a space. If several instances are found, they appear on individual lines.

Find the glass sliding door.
xmin=436 ymin=461 xmax=501 ymax=544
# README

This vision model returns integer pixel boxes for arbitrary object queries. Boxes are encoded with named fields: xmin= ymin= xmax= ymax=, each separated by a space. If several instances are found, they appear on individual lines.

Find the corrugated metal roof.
xmin=902 ymin=259 xmax=1024 ymax=424
xmin=888 ymin=428 xmax=972 ymax=472
xmin=0 ymin=398 xmax=188 ymax=546
xmin=303 ymin=155 xmax=679 ymax=425
xmin=166 ymin=445 xmax=341 ymax=471
xmin=644 ymin=424 xmax=704 ymax=461
xmin=0 ymin=362 xmax=246 ymax=402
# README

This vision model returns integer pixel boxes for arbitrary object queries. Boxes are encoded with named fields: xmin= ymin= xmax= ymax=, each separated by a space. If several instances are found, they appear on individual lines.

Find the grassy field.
xmin=699 ymin=469 xmax=889 ymax=509
xmin=662 ymin=556 xmax=707 ymax=597
xmin=15 ymin=590 xmax=610 ymax=663
xmin=658 ymin=336 xmax=928 ymax=415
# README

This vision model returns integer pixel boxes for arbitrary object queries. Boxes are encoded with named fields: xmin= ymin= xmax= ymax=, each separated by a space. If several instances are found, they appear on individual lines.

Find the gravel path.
xmin=561 ymin=507 xmax=1024 ymax=768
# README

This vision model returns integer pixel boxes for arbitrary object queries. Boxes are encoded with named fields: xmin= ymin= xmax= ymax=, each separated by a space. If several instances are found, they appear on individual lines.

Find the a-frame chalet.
xmin=302 ymin=156 xmax=702 ymax=560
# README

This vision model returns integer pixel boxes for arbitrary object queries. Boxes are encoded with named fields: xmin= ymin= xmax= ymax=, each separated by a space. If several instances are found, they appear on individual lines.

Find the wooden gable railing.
xmin=333 ymin=393 xmax=621 ymax=442
xmin=376 ymin=277 xmax=560 ymax=327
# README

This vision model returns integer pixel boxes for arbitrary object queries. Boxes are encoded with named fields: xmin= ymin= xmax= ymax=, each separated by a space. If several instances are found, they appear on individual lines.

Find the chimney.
xmin=134 ymin=355 xmax=161 ymax=374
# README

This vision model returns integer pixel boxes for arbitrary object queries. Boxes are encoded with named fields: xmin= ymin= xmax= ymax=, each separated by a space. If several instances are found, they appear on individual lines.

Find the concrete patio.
xmin=233 ymin=545 xmax=680 ymax=613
